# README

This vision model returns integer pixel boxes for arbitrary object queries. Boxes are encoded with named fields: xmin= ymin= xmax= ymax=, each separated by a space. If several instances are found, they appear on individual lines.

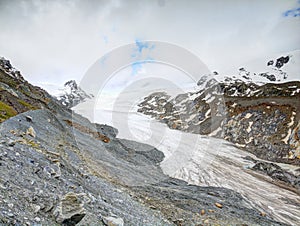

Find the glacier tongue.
xmin=72 ymin=49 xmax=300 ymax=225
xmin=75 ymin=105 xmax=300 ymax=225
xmin=131 ymin=113 xmax=300 ymax=225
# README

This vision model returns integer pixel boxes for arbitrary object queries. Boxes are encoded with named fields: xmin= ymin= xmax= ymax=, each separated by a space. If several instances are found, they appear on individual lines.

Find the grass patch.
xmin=0 ymin=74 xmax=18 ymax=89
xmin=0 ymin=101 xmax=17 ymax=122
xmin=18 ymin=99 xmax=38 ymax=110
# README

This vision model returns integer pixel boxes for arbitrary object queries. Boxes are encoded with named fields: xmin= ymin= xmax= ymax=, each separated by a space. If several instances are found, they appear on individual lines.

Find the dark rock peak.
xmin=196 ymin=75 xmax=208 ymax=86
xmin=200 ymin=54 xmax=294 ymax=85
xmin=259 ymin=72 xmax=276 ymax=82
xmin=267 ymin=56 xmax=290 ymax=69
xmin=267 ymin=60 xmax=274 ymax=66
xmin=64 ymin=80 xmax=79 ymax=89
xmin=275 ymin=56 xmax=290 ymax=69
xmin=58 ymin=80 xmax=94 ymax=108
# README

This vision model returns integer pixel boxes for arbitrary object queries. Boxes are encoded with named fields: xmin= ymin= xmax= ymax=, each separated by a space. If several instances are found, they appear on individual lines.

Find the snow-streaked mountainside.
xmin=57 ymin=80 xmax=94 ymax=108
xmin=139 ymin=81 xmax=299 ymax=155
xmin=137 ymin=50 xmax=300 ymax=165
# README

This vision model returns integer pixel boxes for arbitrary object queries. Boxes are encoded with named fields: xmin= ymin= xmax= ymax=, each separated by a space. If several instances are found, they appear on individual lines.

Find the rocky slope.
xmin=0 ymin=58 xmax=289 ymax=225
xmin=0 ymin=57 xmax=54 ymax=123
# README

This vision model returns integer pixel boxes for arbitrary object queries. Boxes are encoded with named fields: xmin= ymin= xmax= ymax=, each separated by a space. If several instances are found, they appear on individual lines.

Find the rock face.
xmin=0 ymin=57 xmax=289 ymax=225
xmin=274 ymin=56 xmax=290 ymax=69
xmin=243 ymin=156 xmax=300 ymax=191
xmin=253 ymin=161 xmax=300 ymax=190
xmin=138 ymin=78 xmax=300 ymax=165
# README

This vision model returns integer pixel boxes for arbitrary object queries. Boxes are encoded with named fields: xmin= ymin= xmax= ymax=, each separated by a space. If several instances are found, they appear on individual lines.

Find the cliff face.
xmin=223 ymin=81 xmax=300 ymax=163
xmin=138 ymin=78 xmax=300 ymax=165
xmin=0 ymin=58 xmax=288 ymax=225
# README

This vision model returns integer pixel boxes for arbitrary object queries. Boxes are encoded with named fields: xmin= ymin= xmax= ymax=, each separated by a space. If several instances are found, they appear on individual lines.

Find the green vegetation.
xmin=18 ymin=99 xmax=38 ymax=110
xmin=0 ymin=101 xmax=17 ymax=122
xmin=0 ymin=73 xmax=17 ymax=89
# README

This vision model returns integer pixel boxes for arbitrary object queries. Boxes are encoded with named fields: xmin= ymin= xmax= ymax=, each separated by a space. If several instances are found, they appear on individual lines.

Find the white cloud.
xmin=0 ymin=0 xmax=299 ymax=93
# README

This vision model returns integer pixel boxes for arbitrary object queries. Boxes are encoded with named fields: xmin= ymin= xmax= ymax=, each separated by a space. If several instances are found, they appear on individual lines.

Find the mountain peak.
xmin=57 ymin=80 xmax=94 ymax=108
xmin=216 ymin=50 xmax=299 ymax=84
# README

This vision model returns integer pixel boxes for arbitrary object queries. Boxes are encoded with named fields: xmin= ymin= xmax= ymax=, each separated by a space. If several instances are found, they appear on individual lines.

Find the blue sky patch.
xmin=283 ymin=0 xmax=300 ymax=17
xmin=135 ymin=39 xmax=149 ymax=53
xmin=131 ymin=61 xmax=143 ymax=76
xmin=131 ymin=39 xmax=156 ymax=58
xmin=283 ymin=8 xmax=300 ymax=17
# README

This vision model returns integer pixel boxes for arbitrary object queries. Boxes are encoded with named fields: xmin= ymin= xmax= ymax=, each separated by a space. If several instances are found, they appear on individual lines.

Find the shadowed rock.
xmin=54 ymin=192 xmax=86 ymax=225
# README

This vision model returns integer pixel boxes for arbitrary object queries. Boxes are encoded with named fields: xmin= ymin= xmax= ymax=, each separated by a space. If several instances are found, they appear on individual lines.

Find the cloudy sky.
xmin=0 ymin=0 xmax=299 ymax=94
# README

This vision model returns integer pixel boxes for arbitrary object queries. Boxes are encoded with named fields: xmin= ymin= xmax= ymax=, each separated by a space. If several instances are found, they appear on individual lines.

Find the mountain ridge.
xmin=138 ymin=53 xmax=300 ymax=166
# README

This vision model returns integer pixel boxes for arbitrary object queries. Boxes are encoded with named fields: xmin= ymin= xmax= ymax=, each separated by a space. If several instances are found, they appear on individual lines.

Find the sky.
xmin=0 ymin=0 xmax=299 ymax=94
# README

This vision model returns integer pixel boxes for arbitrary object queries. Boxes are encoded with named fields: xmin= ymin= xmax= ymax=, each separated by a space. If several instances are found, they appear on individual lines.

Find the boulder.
xmin=53 ymin=192 xmax=86 ymax=226
xmin=103 ymin=216 xmax=124 ymax=226
xmin=26 ymin=126 xmax=36 ymax=138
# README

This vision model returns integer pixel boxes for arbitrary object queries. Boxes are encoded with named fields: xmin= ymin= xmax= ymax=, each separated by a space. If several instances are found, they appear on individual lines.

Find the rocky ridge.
xmin=0 ymin=57 xmax=55 ymax=123
xmin=138 ymin=55 xmax=300 ymax=183
xmin=138 ymin=80 xmax=300 ymax=163
xmin=0 ymin=58 xmax=289 ymax=225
